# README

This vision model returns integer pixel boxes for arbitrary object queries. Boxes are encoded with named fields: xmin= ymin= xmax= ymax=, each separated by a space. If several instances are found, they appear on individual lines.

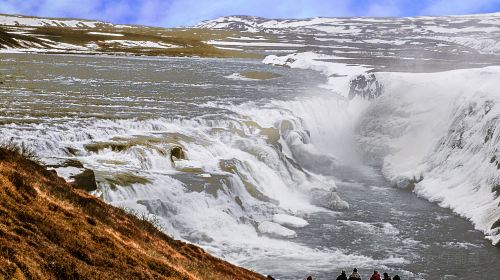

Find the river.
xmin=1 ymin=53 xmax=499 ymax=280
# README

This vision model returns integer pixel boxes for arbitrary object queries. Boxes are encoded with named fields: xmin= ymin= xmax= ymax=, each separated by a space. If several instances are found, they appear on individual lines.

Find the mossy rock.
xmin=101 ymin=173 xmax=152 ymax=190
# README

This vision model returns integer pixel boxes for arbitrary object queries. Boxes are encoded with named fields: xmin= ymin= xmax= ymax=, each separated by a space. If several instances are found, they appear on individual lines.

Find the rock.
xmin=71 ymin=169 xmax=98 ymax=192
xmin=272 ymin=214 xmax=308 ymax=228
xmin=170 ymin=146 xmax=185 ymax=162
xmin=348 ymin=73 xmax=383 ymax=100
xmin=310 ymin=188 xmax=349 ymax=210
xmin=258 ymin=221 xmax=297 ymax=238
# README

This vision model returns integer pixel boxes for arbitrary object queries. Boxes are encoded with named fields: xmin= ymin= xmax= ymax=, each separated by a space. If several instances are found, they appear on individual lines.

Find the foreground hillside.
xmin=0 ymin=146 xmax=264 ymax=280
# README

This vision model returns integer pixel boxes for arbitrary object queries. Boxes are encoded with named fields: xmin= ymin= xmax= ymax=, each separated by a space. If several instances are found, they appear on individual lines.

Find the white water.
xmin=1 ymin=53 xmax=499 ymax=279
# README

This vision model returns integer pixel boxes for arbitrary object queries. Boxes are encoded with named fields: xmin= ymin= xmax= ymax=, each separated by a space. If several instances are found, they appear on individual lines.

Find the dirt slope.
xmin=0 ymin=147 xmax=265 ymax=280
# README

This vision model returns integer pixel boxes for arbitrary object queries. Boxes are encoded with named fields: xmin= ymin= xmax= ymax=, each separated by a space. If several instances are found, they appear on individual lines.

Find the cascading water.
xmin=2 ymin=53 xmax=500 ymax=280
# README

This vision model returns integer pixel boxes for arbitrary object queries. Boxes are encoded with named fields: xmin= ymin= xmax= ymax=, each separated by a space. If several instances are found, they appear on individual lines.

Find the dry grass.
xmin=1 ymin=23 xmax=263 ymax=58
xmin=0 ymin=146 xmax=265 ymax=280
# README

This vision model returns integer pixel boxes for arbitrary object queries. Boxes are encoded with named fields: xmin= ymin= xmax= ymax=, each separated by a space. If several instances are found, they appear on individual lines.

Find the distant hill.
xmin=0 ymin=13 xmax=259 ymax=58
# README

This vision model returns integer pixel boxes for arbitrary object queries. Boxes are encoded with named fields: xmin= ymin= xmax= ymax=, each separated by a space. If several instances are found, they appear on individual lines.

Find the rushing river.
xmin=1 ymin=53 xmax=499 ymax=280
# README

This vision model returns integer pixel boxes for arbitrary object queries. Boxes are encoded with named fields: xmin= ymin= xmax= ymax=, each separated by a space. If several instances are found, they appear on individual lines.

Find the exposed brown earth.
xmin=0 ymin=14 xmax=264 ymax=59
xmin=0 ymin=146 xmax=265 ymax=280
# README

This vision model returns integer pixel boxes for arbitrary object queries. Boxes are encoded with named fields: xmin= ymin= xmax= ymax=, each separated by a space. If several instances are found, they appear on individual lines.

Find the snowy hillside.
xmin=0 ymin=14 xmax=249 ymax=58
xmin=198 ymin=13 xmax=500 ymax=57
xmin=0 ymin=13 xmax=116 ymax=28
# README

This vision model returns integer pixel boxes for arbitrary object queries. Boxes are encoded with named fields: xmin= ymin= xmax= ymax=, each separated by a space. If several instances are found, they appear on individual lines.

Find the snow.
xmin=197 ymin=14 xmax=500 ymax=56
xmin=363 ymin=39 xmax=407 ymax=45
xmin=48 ymin=166 xmax=83 ymax=181
xmin=88 ymin=32 xmax=124 ymax=37
xmin=263 ymin=52 xmax=371 ymax=96
xmin=261 ymin=48 xmax=500 ymax=245
xmin=104 ymin=40 xmax=179 ymax=49
xmin=205 ymin=40 xmax=306 ymax=47
xmin=0 ymin=14 xmax=103 ymax=28
xmin=424 ymin=25 xmax=500 ymax=34
xmin=257 ymin=221 xmax=297 ymax=238
xmin=440 ymin=36 xmax=500 ymax=54
xmin=355 ymin=67 xmax=500 ymax=245
xmin=226 ymin=36 xmax=267 ymax=41
xmin=272 ymin=214 xmax=309 ymax=228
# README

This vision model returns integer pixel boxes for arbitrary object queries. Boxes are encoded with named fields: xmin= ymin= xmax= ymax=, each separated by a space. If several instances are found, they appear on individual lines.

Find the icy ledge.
xmin=264 ymin=51 xmax=500 ymax=245
xmin=358 ymin=67 xmax=500 ymax=246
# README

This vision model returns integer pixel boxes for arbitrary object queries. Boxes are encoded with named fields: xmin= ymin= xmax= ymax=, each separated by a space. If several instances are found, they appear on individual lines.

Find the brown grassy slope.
xmin=0 ymin=147 xmax=265 ymax=280
xmin=0 ymin=24 xmax=262 ymax=58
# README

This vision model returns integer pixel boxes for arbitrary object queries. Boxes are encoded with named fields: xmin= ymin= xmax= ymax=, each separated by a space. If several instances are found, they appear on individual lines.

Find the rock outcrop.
xmin=71 ymin=169 xmax=98 ymax=192
xmin=348 ymin=73 xmax=383 ymax=100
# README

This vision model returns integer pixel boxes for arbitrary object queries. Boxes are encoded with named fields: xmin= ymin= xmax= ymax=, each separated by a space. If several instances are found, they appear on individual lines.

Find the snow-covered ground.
xmin=0 ymin=14 xmax=111 ymax=28
xmin=198 ymin=13 xmax=500 ymax=55
xmin=104 ymin=40 xmax=180 ymax=48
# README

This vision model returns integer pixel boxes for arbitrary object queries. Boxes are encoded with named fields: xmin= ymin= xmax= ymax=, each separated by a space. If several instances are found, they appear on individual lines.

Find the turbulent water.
xmin=1 ymin=53 xmax=499 ymax=280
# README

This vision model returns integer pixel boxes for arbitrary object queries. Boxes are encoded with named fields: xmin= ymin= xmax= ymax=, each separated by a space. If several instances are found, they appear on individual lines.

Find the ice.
xmin=272 ymin=214 xmax=309 ymax=228
xmin=263 ymin=52 xmax=370 ymax=97
xmin=355 ymin=67 xmax=500 ymax=245
xmin=258 ymin=221 xmax=297 ymax=238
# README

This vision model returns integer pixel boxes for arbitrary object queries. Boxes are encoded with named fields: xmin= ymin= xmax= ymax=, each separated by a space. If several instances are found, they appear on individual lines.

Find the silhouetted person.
xmin=393 ymin=275 xmax=401 ymax=280
xmin=349 ymin=268 xmax=361 ymax=280
xmin=370 ymin=271 xmax=381 ymax=280
xmin=307 ymin=276 xmax=313 ymax=280
xmin=267 ymin=276 xmax=275 ymax=280
xmin=336 ymin=270 xmax=348 ymax=280
xmin=382 ymin=272 xmax=391 ymax=280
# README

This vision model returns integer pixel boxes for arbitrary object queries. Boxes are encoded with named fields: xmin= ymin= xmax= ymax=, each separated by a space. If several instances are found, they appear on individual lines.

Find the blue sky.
xmin=1 ymin=0 xmax=500 ymax=27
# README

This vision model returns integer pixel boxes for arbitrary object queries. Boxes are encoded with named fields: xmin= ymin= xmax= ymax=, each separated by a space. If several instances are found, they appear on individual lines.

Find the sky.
xmin=1 ymin=0 xmax=500 ymax=27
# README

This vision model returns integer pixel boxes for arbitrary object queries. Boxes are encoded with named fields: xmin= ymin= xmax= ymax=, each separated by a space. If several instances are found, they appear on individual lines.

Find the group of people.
xmin=335 ymin=268 xmax=401 ymax=280
xmin=298 ymin=268 xmax=402 ymax=280
xmin=267 ymin=268 xmax=403 ymax=280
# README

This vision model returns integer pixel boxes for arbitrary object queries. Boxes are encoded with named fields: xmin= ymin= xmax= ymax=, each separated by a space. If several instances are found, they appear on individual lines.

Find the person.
xmin=266 ymin=276 xmax=276 ymax=280
xmin=336 ymin=270 xmax=348 ymax=280
xmin=393 ymin=275 xmax=401 ymax=280
xmin=382 ymin=272 xmax=391 ymax=280
xmin=370 ymin=271 xmax=381 ymax=280
xmin=349 ymin=268 xmax=361 ymax=280
xmin=307 ymin=276 xmax=313 ymax=280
